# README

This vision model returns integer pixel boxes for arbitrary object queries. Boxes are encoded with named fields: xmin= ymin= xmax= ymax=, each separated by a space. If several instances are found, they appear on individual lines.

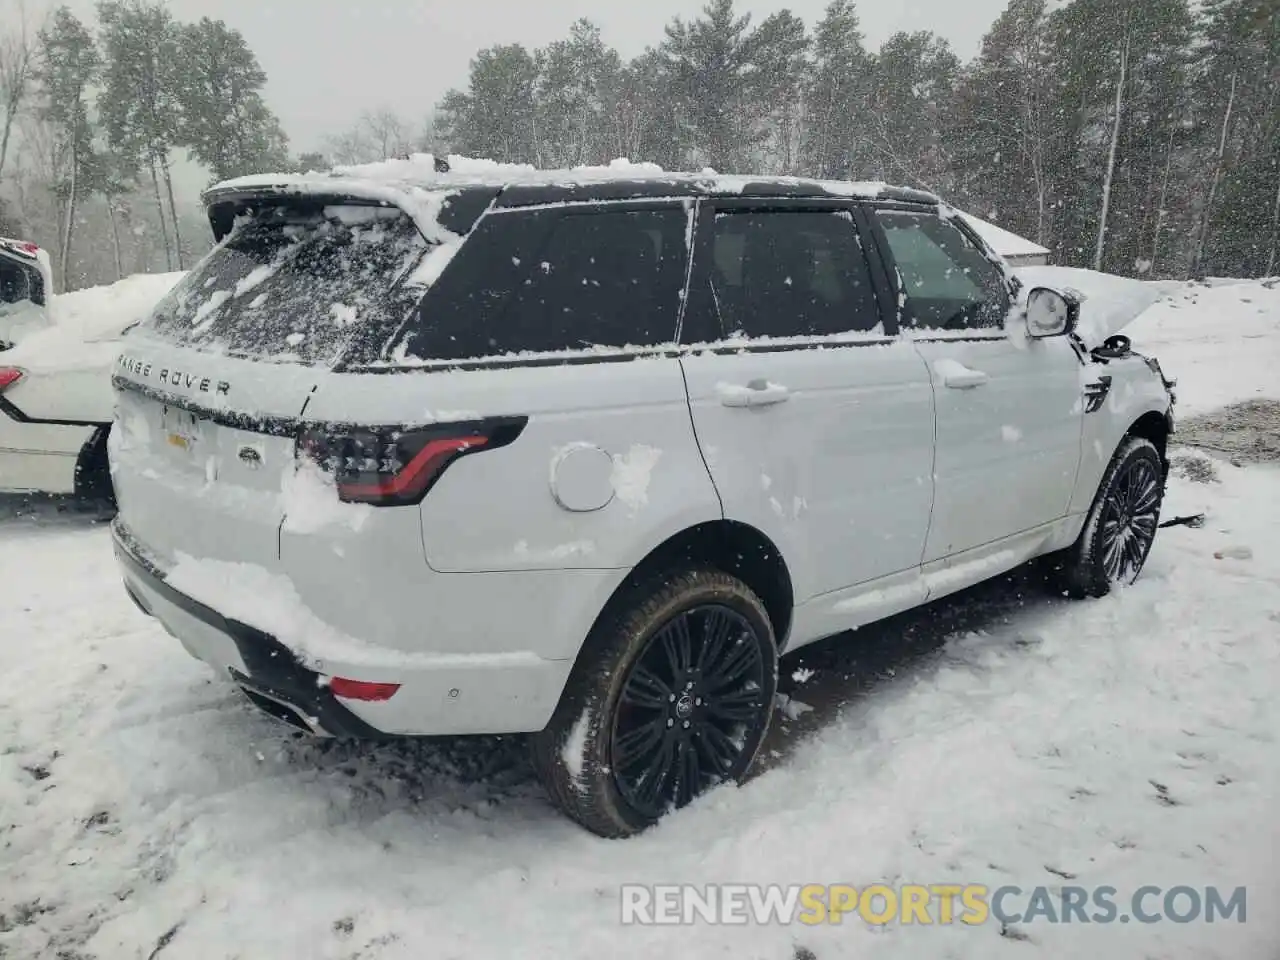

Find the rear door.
xmin=678 ymin=198 xmax=936 ymax=605
xmin=867 ymin=206 xmax=1084 ymax=564
xmin=110 ymin=200 xmax=430 ymax=569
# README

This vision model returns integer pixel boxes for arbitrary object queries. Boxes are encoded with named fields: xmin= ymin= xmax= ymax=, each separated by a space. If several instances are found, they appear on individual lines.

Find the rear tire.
xmin=73 ymin=426 xmax=116 ymax=514
xmin=1052 ymin=436 xmax=1164 ymax=599
xmin=531 ymin=567 xmax=778 ymax=838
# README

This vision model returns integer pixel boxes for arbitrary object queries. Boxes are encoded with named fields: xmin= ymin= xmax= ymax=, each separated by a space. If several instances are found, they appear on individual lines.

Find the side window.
xmin=388 ymin=206 xmax=689 ymax=362
xmin=500 ymin=208 xmax=688 ymax=352
xmin=708 ymin=210 xmax=883 ymax=340
xmin=874 ymin=210 xmax=1010 ymax=331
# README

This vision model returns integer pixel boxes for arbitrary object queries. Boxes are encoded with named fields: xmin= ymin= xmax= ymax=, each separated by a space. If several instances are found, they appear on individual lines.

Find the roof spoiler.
xmin=201 ymin=182 xmax=498 ymax=243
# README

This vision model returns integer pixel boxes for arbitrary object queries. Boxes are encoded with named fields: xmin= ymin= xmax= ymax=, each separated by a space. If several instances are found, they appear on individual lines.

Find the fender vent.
xmin=1083 ymin=376 xmax=1113 ymax=414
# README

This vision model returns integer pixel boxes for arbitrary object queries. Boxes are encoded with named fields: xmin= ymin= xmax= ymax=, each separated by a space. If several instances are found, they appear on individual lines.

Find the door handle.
xmin=935 ymin=360 xmax=989 ymax=390
xmin=717 ymin=379 xmax=791 ymax=408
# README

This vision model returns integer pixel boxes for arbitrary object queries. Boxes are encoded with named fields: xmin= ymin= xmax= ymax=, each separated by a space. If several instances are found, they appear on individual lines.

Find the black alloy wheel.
xmin=610 ymin=603 xmax=770 ymax=819
xmin=1098 ymin=453 xmax=1162 ymax=584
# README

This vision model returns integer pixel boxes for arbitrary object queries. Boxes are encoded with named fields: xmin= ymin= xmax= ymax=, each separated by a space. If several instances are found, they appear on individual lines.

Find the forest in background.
xmin=1 ymin=0 xmax=1277 ymax=292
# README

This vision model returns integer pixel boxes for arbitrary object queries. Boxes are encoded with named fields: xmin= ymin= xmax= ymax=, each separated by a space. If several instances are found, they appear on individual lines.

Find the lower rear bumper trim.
xmin=112 ymin=518 xmax=386 ymax=738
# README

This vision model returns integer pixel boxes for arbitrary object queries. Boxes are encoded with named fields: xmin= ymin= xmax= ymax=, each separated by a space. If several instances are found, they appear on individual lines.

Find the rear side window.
xmin=708 ymin=210 xmax=882 ymax=339
xmin=391 ymin=206 xmax=689 ymax=362
xmin=141 ymin=204 xmax=427 ymax=366
xmin=875 ymin=210 xmax=1009 ymax=331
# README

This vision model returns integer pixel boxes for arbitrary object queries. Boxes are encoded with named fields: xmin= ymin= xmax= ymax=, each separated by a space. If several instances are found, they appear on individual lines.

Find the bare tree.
xmin=1190 ymin=69 xmax=1238 ymax=279
xmin=320 ymin=127 xmax=375 ymax=165
xmin=361 ymin=108 xmax=410 ymax=160
xmin=0 ymin=0 xmax=41 ymax=180
xmin=1094 ymin=32 xmax=1129 ymax=272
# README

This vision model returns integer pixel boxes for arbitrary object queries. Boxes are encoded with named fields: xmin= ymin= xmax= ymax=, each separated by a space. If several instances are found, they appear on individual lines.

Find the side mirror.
xmin=1025 ymin=286 xmax=1079 ymax=338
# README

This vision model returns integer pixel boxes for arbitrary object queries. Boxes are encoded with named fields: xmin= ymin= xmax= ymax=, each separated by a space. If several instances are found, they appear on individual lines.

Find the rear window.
xmin=389 ymin=206 xmax=689 ymax=362
xmin=140 ymin=204 xmax=427 ymax=366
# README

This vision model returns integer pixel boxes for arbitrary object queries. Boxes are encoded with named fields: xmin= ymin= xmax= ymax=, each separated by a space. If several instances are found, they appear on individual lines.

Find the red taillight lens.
xmin=328 ymin=677 xmax=401 ymax=702
xmin=296 ymin=417 xmax=527 ymax=507
xmin=0 ymin=367 xmax=23 ymax=392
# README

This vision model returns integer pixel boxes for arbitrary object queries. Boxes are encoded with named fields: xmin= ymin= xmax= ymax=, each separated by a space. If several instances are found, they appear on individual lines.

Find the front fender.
xmin=1069 ymin=358 xmax=1173 ymax=517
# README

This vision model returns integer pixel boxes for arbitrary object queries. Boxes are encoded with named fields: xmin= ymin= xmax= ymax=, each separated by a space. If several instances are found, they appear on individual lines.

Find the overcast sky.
xmin=50 ymin=0 xmax=1009 ymax=154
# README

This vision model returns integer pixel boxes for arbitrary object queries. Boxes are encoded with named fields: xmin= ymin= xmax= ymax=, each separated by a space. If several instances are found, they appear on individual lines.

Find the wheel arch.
xmin=594 ymin=520 xmax=795 ymax=651
xmin=73 ymin=424 xmax=114 ymax=502
xmin=1124 ymin=408 xmax=1173 ymax=476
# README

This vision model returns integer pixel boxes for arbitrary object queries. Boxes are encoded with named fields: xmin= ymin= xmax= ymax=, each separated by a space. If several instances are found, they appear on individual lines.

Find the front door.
xmin=868 ymin=207 xmax=1084 ymax=564
xmin=679 ymin=199 xmax=936 ymax=604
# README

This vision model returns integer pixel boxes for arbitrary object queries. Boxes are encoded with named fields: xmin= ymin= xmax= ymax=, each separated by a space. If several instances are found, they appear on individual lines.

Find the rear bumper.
xmin=113 ymin=520 xmax=384 ymax=737
xmin=112 ymin=518 xmax=583 ymax=738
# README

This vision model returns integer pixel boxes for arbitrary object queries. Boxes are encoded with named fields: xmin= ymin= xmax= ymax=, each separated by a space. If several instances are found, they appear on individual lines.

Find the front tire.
xmin=1054 ymin=436 xmax=1165 ymax=598
xmin=531 ymin=568 xmax=778 ymax=838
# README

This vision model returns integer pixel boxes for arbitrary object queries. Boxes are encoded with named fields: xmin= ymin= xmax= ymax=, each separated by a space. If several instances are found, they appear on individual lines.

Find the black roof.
xmin=202 ymin=170 xmax=939 ymax=241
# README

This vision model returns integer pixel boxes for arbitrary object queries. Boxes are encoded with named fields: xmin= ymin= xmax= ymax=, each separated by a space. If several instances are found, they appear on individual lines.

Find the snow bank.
xmin=3 ymin=271 xmax=185 ymax=373
xmin=1124 ymin=278 xmax=1280 ymax=416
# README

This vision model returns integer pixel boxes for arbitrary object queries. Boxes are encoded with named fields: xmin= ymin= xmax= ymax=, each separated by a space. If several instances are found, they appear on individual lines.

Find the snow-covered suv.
xmin=109 ymin=162 xmax=1176 ymax=837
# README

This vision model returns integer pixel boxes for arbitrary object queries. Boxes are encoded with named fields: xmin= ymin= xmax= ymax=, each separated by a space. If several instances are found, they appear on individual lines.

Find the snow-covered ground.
xmin=2 ymin=280 xmax=1278 ymax=959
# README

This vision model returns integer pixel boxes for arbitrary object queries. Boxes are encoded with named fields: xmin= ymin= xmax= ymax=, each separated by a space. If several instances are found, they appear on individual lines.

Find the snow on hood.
xmin=1013 ymin=265 xmax=1166 ymax=349
xmin=3 ymin=271 xmax=186 ymax=373
xmin=955 ymin=212 xmax=1049 ymax=259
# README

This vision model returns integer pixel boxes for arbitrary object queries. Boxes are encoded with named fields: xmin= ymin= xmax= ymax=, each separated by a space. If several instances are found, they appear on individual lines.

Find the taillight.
xmin=296 ymin=417 xmax=527 ymax=507
xmin=0 ymin=367 xmax=23 ymax=392
xmin=327 ymin=677 xmax=401 ymax=702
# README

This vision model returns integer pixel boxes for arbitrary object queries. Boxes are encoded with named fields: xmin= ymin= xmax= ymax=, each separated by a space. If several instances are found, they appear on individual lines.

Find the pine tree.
xmin=660 ymin=0 xmax=759 ymax=171
xmin=535 ymin=19 xmax=622 ymax=167
xmin=609 ymin=49 xmax=685 ymax=167
xmin=1194 ymin=0 xmax=1280 ymax=277
xmin=438 ymin=44 xmax=540 ymax=163
xmin=866 ymin=31 xmax=959 ymax=191
xmin=949 ymin=0 xmax=1054 ymax=244
xmin=1044 ymin=0 xmax=1194 ymax=273
xmin=178 ymin=17 xmax=290 ymax=182
xmin=97 ymin=0 xmax=185 ymax=269
xmin=749 ymin=9 xmax=809 ymax=173
xmin=35 ymin=6 xmax=99 ymax=291
xmin=804 ymin=0 xmax=875 ymax=179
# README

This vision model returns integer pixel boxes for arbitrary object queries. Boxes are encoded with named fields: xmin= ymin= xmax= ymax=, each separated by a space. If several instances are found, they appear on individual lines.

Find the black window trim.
xmin=341 ymin=195 xmax=970 ymax=374
xmin=861 ymin=201 xmax=1015 ymax=343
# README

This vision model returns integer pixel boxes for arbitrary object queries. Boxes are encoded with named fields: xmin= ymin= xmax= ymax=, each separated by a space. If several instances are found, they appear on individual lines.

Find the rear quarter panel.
xmin=300 ymin=358 xmax=723 ymax=574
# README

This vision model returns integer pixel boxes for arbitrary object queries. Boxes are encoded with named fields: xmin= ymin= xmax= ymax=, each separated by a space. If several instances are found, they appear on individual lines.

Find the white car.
xmin=0 ymin=270 xmax=184 ymax=499
xmin=108 ymin=164 xmax=1176 ymax=837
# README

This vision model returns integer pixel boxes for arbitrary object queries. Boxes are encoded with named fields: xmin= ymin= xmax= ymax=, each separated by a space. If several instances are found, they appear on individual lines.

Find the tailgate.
xmin=107 ymin=193 xmax=432 ymax=569
xmin=109 ymin=346 xmax=318 ymax=569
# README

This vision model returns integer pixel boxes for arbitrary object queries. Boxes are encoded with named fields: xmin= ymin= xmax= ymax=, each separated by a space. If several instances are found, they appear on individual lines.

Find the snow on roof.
xmin=214 ymin=154 xmax=899 ymax=199
xmin=956 ymin=211 xmax=1049 ymax=258
xmin=206 ymin=154 xmax=916 ymax=239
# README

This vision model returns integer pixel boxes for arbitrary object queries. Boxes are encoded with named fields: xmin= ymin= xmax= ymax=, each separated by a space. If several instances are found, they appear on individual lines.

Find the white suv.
xmin=109 ymin=166 xmax=1176 ymax=837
